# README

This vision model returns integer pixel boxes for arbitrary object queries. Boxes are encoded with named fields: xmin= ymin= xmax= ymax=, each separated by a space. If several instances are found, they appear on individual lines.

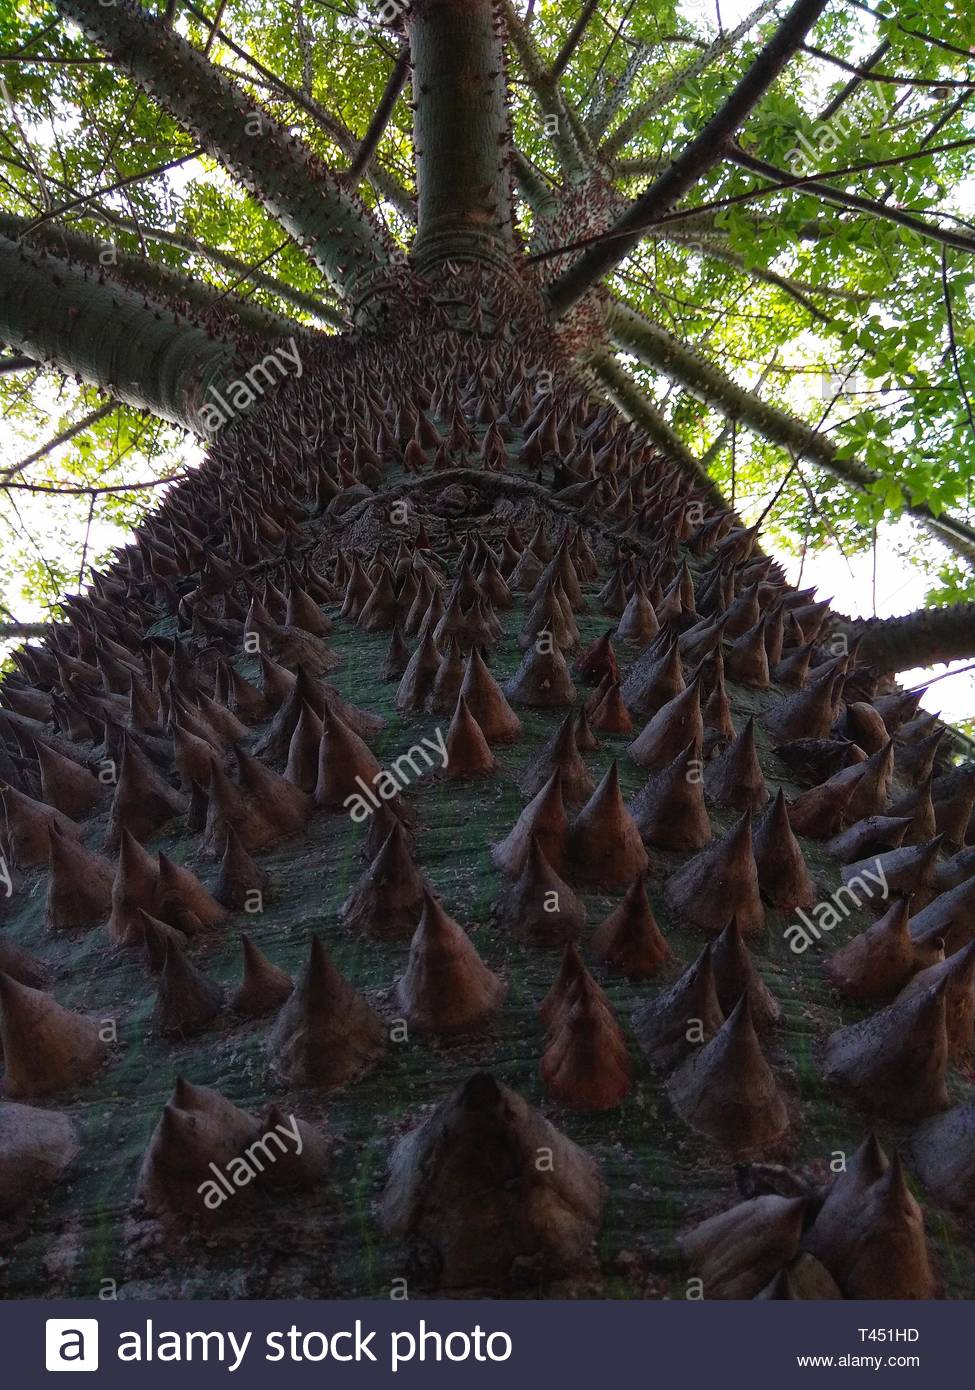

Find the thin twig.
xmin=0 ymin=403 xmax=116 ymax=484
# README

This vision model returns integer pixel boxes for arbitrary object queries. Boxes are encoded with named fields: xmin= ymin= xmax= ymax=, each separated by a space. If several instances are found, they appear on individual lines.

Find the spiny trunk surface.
xmin=1 ymin=263 xmax=974 ymax=1301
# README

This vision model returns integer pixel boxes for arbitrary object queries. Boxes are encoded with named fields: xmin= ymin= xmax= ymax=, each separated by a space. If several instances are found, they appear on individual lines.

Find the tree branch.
xmin=0 ymin=211 xmax=309 ymax=340
xmin=0 ymin=143 xmax=347 ymax=323
xmin=803 ymin=43 xmax=975 ymax=90
xmin=0 ymin=622 xmax=49 ymax=639
xmin=0 ymin=353 xmax=36 ymax=374
xmin=501 ymin=0 xmax=594 ymax=182
xmin=56 ymin=0 xmax=393 ymax=300
xmin=663 ymin=231 xmax=837 ymax=321
xmin=511 ymin=148 xmax=560 ymax=221
xmin=815 ymin=38 xmax=890 ymax=122
xmin=606 ymin=298 xmax=975 ymax=562
xmin=600 ymin=0 xmax=782 ymax=160
xmin=0 ymin=234 xmax=240 ymax=435
xmin=2 ymin=472 xmax=187 ymax=496
xmin=180 ymin=0 xmax=416 ymax=221
xmin=85 ymin=207 xmax=346 ymax=328
xmin=0 ymin=402 xmax=116 ymax=484
xmin=726 ymin=145 xmax=975 ymax=256
xmin=550 ymin=0 xmax=600 ymax=79
xmin=586 ymin=40 xmax=650 ymax=144
xmin=941 ymin=249 xmax=975 ymax=444
xmin=546 ymin=0 xmax=830 ymax=316
xmin=837 ymin=605 xmax=975 ymax=673
xmin=663 ymin=226 xmax=868 ymax=306
xmin=346 ymin=45 xmax=410 ymax=184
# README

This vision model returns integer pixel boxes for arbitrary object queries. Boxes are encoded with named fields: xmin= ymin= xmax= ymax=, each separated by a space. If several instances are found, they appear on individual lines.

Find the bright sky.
xmin=776 ymin=522 xmax=975 ymax=727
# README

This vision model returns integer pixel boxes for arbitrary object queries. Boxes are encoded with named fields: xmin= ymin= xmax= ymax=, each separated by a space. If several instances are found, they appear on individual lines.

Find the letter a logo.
xmin=45 ymin=1320 xmax=99 ymax=1371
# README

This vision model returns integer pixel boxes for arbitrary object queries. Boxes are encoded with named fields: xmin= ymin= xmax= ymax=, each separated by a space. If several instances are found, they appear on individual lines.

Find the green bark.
xmin=88 ymin=209 xmax=346 ymax=329
xmin=0 ymin=213 xmax=307 ymax=341
xmin=0 ymin=234 xmax=240 ymax=435
xmin=408 ymin=0 xmax=516 ymax=270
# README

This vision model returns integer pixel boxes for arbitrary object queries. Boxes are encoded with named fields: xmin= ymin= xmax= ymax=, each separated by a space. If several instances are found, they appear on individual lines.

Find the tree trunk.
xmin=3 ymin=0 xmax=975 ymax=1307
xmin=3 ymin=267 xmax=974 ymax=1296
xmin=408 ymin=0 xmax=515 ymax=270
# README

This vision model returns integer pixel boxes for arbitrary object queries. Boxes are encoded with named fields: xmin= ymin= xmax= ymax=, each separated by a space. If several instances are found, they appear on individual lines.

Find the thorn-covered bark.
xmin=55 ymin=0 xmax=394 ymax=301
xmin=0 ymin=234 xmax=242 ymax=435
xmin=179 ymin=0 xmax=416 ymax=221
xmin=836 ymin=604 xmax=975 ymax=673
xmin=88 ymin=209 xmax=347 ymax=329
xmin=0 ymin=213 xmax=308 ymax=342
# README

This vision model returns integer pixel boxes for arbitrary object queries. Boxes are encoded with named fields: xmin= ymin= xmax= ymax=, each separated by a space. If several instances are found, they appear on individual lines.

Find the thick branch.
xmin=512 ymin=149 xmax=559 ymax=221
xmin=409 ymin=0 xmax=515 ymax=268
xmin=0 ymin=354 xmax=36 ymax=374
xmin=0 ymin=212 xmax=307 ymax=340
xmin=0 ymin=622 xmax=48 ymax=639
xmin=56 ymin=0 xmax=392 ymax=300
xmin=600 ymin=0 xmax=782 ymax=160
xmin=606 ymin=299 xmax=975 ymax=562
xmin=546 ymin=0 xmax=830 ymax=315
xmin=0 ymin=145 xmax=344 ymax=325
xmin=87 ymin=208 xmax=345 ymax=328
xmin=0 ymin=234 xmax=240 ymax=435
xmin=501 ymin=0 xmax=593 ymax=182
xmin=586 ymin=40 xmax=650 ymax=145
xmin=837 ymin=605 xmax=975 ymax=673
xmin=180 ymin=0 xmax=415 ymax=220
